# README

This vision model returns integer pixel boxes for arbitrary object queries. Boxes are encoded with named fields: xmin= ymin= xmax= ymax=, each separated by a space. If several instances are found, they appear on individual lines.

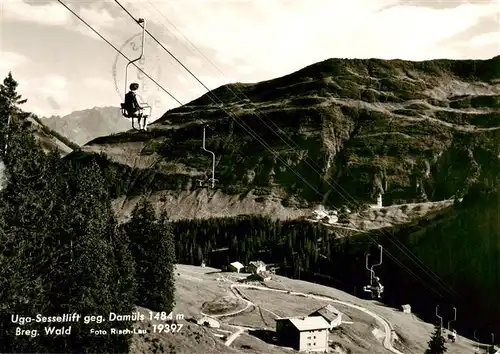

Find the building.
xmin=197 ymin=316 xmax=220 ymax=328
xmin=247 ymin=260 xmax=266 ymax=274
xmin=275 ymin=316 xmax=329 ymax=352
xmin=228 ymin=261 xmax=244 ymax=273
xmin=401 ymin=304 xmax=411 ymax=314
xmin=247 ymin=271 xmax=272 ymax=282
xmin=309 ymin=305 xmax=343 ymax=329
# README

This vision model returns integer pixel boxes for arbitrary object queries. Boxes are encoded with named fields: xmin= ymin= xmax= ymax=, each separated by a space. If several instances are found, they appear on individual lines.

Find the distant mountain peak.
xmin=42 ymin=106 xmax=130 ymax=146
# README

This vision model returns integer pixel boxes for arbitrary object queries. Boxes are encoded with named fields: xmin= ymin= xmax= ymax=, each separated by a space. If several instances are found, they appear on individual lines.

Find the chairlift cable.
xmin=59 ymin=0 xmax=454 ymax=302
xmin=133 ymin=0 xmax=460 ymax=301
xmin=55 ymin=0 xmax=181 ymax=106
xmin=114 ymin=0 xmax=456 ymax=301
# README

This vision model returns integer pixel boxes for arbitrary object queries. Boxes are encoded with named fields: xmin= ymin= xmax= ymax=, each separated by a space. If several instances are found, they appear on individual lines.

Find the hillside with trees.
xmin=0 ymin=73 xmax=175 ymax=353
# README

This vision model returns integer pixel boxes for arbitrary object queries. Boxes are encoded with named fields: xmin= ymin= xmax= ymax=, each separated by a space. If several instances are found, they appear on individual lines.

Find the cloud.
xmin=0 ymin=51 xmax=30 ymax=77
xmin=1 ymin=0 xmax=72 ymax=26
xmin=75 ymin=4 xmax=120 ymax=40
xmin=133 ymin=0 xmax=498 ymax=80
xmin=83 ymin=77 xmax=112 ymax=90
xmin=37 ymin=74 xmax=69 ymax=104
xmin=382 ymin=0 xmax=496 ymax=10
xmin=469 ymin=32 xmax=500 ymax=47
xmin=1 ymin=0 xmax=120 ymax=40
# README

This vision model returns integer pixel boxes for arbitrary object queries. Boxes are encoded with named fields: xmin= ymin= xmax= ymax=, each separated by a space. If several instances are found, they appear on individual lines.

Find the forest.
xmin=0 ymin=73 xmax=175 ymax=353
xmin=1 ymin=71 xmax=498 ymax=353
xmin=170 ymin=185 xmax=500 ymax=341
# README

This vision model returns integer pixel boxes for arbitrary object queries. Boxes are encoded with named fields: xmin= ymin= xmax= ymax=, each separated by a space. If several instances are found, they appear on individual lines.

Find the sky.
xmin=0 ymin=0 xmax=499 ymax=120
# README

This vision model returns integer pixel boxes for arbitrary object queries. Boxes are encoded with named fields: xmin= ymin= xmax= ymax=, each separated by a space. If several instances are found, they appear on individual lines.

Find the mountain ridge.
xmin=42 ymin=106 xmax=132 ymax=146
xmin=76 ymin=55 xmax=500 ymax=223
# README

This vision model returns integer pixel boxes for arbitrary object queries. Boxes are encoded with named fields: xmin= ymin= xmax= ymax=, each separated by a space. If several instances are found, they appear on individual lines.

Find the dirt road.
xmin=231 ymin=283 xmax=404 ymax=354
xmin=197 ymin=277 xmax=404 ymax=353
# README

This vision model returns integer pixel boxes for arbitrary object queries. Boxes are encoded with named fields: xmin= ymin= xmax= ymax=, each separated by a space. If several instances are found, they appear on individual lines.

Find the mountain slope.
xmin=0 ymin=114 xmax=77 ymax=191
xmin=358 ymin=186 xmax=500 ymax=337
xmin=75 ymin=56 xmax=500 ymax=222
xmin=42 ymin=106 xmax=132 ymax=146
xmin=28 ymin=115 xmax=77 ymax=155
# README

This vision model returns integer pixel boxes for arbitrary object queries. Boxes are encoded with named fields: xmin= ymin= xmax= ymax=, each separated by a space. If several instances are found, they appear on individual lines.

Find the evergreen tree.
xmin=425 ymin=322 xmax=447 ymax=354
xmin=0 ymin=73 xmax=138 ymax=353
xmin=125 ymin=198 xmax=157 ymax=307
xmin=156 ymin=210 xmax=176 ymax=313
xmin=107 ymin=221 xmax=137 ymax=350
xmin=0 ymin=120 xmax=58 ymax=352
xmin=0 ymin=72 xmax=28 ymax=152
xmin=111 ymin=222 xmax=137 ymax=310
xmin=125 ymin=199 xmax=176 ymax=312
xmin=42 ymin=160 xmax=131 ymax=353
xmin=0 ymin=72 xmax=27 ymax=110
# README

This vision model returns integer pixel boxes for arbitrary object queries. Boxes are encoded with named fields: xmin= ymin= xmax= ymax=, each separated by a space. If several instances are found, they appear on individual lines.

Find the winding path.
xmin=199 ymin=285 xmax=254 ymax=346
xmin=230 ymin=283 xmax=404 ymax=354
xmin=199 ymin=279 xmax=404 ymax=353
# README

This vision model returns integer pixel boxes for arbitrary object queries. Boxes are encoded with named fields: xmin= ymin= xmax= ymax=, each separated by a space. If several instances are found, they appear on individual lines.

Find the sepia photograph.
xmin=0 ymin=0 xmax=499 ymax=353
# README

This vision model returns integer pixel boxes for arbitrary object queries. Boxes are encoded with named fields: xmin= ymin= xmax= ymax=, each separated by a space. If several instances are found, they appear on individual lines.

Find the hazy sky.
xmin=1 ymin=0 xmax=499 ymax=120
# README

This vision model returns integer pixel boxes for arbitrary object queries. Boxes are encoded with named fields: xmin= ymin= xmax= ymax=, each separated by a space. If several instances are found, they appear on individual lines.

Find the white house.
xmin=247 ymin=260 xmax=266 ymax=274
xmin=401 ymin=304 xmax=411 ymax=314
xmin=197 ymin=316 xmax=220 ymax=328
xmin=228 ymin=261 xmax=244 ymax=273
xmin=309 ymin=305 xmax=343 ymax=329
xmin=276 ymin=316 xmax=329 ymax=352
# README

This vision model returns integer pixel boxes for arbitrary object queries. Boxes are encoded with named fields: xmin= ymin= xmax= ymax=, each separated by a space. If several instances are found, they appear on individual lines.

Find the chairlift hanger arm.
xmin=202 ymin=125 xmax=216 ymax=188
xmin=124 ymin=18 xmax=146 ymax=99
xmin=56 ymin=0 xmax=180 ymax=105
xmin=372 ymin=244 xmax=383 ymax=269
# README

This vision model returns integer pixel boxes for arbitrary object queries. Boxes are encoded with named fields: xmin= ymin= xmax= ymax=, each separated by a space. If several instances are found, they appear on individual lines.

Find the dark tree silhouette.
xmin=425 ymin=322 xmax=447 ymax=354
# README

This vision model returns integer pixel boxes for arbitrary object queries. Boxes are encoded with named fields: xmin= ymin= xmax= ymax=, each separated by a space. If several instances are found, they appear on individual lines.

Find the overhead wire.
xmin=116 ymin=0 xmax=454 ymax=301
xmin=56 ymin=0 xmax=181 ymax=106
xmin=141 ymin=0 xmax=458 ymax=299
xmin=121 ymin=0 xmax=458 ymax=300
xmin=115 ymin=0 xmax=453 ymax=301
xmin=57 ymin=0 xmax=451 ymax=301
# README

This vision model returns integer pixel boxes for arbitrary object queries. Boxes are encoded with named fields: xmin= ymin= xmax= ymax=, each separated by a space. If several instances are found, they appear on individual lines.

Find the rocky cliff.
xmin=75 ymin=56 xmax=500 ymax=222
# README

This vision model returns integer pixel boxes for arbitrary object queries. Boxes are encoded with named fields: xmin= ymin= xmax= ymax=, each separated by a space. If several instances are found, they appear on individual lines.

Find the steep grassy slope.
xmin=343 ymin=186 xmax=500 ymax=338
xmin=76 ymin=56 xmax=500 ymax=220
xmin=29 ymin=115 xmax=77 ymax=155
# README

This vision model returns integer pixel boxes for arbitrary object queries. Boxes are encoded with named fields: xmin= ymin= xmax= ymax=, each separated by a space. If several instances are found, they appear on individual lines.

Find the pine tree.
xmin=42 ymin=160 xmax=131 ymax=353
xmin=0 ymin=121 xmax=58 ymax=352
xmin=157 ymin=210 xmax=176 ymax=313
xmin=0 ymin=74 xmax=136 ymax=353
xmin=425 ymin=322 xmax=448 ymax=354
xmin=107 ymin=221 xmax=137 ymax=351
xmin=0 ymin=72 xmax=28 ymax=153
xmin=126 ymin=198 xmax=158 ymax=307
xmin=125 ymin=199 xmax=176 ymax=312
xmin=0 ymin=72 xmax=27 ymax=109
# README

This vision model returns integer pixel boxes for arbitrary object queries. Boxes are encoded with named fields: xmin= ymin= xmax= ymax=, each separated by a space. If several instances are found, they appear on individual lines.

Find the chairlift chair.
xmin=120 ymin=18 xmax=152 ymax=131
xmin=363 ymin=245 xmax=384 ymax=299
xmin=195 ymin=177 xmax=219 ymax=189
